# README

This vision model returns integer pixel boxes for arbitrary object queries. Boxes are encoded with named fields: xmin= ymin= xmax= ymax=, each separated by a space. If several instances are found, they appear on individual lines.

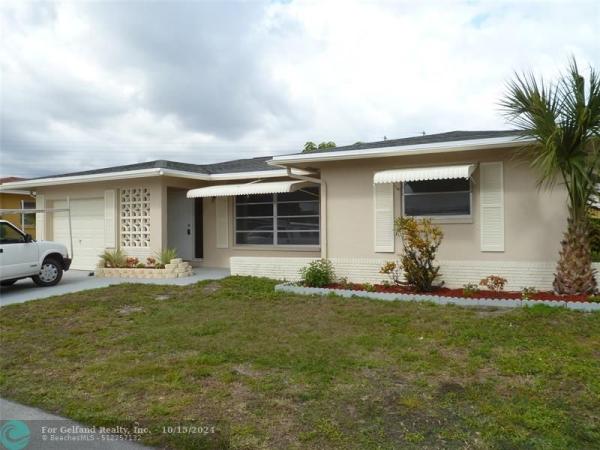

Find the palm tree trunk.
xmin=553 ymin=216 xmax=597 ymax=295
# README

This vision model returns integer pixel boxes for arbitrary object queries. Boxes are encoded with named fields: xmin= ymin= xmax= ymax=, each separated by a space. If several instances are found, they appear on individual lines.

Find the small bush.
xmin=587 ymin=295 xmax=600 ymax=303
xmin=521 ymin=286 xmax=537 ymax=300
xmin=136 ymin=263 xmax=146 ymax=269
xmin=157 ymin=248 xmax=178 ymax=266
xmin=300 ymin=259 xmax=335 ymax=288
xmin=146 ymin=257 xmax=157 ymax=267
xmin=380 ymin=261 xmax=403 ymax=285
xmin=99 ymin=249 xmax=127 ymax=268
xmin=479 ymin=275 xmax=507 ymax=292
xmin=395 ymin=217 xmax=444 ymax=292
xmin=363 ymin=283 xmax=376 ymax=292
xmin=126 ymin=257 xmax=139 ymax=268
xmin=462 ymin=283 xmax=479 ymax=297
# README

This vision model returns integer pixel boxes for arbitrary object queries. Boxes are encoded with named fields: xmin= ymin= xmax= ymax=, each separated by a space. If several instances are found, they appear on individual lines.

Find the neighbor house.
xmin=0 ymin=177 xmax=36 ymax=238
xmin=2 ymin=130 xmax=593 ymax=289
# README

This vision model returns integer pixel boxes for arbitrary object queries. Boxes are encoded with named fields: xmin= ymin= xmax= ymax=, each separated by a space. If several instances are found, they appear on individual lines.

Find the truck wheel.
xmin=0 ymin=279 xmax=17 ymax=286
xmin=32 ymin=258 xmax=63 ymax=287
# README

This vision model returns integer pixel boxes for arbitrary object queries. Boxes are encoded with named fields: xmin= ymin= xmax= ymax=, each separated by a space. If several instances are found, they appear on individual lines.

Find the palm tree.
xmin=500 ymin=59 xmax=600 ymax=295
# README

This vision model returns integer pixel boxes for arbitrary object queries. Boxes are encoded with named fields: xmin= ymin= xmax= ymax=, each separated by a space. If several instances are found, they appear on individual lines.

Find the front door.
xmin=167 ymin=188 xmax=196 ymax=260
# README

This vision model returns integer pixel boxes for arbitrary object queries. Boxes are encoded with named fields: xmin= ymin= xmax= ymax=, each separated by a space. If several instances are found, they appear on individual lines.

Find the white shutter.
xmin=104 ymin=189 xmax=117 ymax=248
xmin=36 ymin=194 xmax=45 ymax=240
xmin=480 ymin=162 xmax=505 ymax=251
xmin=216 ymin=197 xmax=229 ymax=249
xmin=373 ymin=183 xmax=395 ymax=253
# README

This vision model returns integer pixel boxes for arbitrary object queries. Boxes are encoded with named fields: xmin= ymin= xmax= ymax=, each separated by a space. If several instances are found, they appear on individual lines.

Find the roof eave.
xmin=269 ymin=136 xmax=534 ymax=166
xmin=0 ymin=167 xmax=313 ymax=191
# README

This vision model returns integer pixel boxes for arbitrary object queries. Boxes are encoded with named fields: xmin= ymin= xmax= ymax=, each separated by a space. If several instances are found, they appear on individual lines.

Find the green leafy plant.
xmin=157 ymin=248 xmax=177 ymax=266
xmin=98 ymin=249 xmax=127 ymax=268
xmin=380 ymin=261 xmax=403 ymax=285
xmin=300 ymin=259 xmax=335 ymax=288
xmin=480 ymin=275 xmax=508 ymax=292
xmin=521 ymin=286 xmax=538 ymax=300
xmin=136 ymin=263 xmax=146 ymax=269
xmin=395 ymin=217 xmax=444 ymax=292
xmin=363 ymin=283 xmax=376 ymax=292
xmin=588 ymin=295 xmax=600 ymax=303
xmin=501 ymin=58 xmax=600 ymax=294
xmin=462 ymin=283 xmax=479 ymax=297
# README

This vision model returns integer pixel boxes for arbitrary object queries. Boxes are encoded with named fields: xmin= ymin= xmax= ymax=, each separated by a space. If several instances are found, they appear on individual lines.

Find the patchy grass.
xmin=1 ymin=276 xmax=599 ymax=449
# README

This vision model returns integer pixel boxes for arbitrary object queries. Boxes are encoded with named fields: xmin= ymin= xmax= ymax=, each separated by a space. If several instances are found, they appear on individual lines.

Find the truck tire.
xmin=32 ymin=257 xmax=63 ymax=287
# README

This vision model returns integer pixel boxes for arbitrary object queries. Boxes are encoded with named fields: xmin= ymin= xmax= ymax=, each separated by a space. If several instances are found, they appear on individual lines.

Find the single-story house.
xmin=2 ymin=130 xmax=595 ymax=289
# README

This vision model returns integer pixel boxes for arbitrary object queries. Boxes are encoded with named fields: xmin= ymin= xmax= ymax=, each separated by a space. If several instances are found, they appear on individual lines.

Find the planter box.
xmin=274 ymin=283 xmax=600 ymax=312
xmin=96 ymin=261 xmax=193 ymax=279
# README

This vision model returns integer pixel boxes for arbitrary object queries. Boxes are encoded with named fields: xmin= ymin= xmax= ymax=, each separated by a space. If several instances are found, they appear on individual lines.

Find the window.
xmin=235 ymin=187 xmax=320 ymax=246
xmin=21 ymin=201 xmax=35 ymax=228
xmin=403 ymin=179 xmax=471 ymax=217
xmin=0 ymin=222 xmax=26 ymax=244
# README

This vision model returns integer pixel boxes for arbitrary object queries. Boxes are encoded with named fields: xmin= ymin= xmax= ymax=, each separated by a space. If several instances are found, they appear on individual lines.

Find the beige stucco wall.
xmin=35 ymin=175 xmax=320 ymax=268
xmin=317 ymin=147 xmax=568 ymax=262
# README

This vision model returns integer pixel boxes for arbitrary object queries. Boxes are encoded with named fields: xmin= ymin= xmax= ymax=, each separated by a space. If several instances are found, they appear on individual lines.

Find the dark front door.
xmin=194 ymin=198 xmax=203 ymax=259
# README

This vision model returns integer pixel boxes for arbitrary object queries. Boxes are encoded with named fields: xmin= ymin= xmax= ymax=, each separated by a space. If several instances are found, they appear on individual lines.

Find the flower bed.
xmin=275 ymin=283 xmax=600 ymax=312
xmin=325 ymin=283 xmax=591 ymax=303
xmin=95 ymin=258 xmax=193 ymax=279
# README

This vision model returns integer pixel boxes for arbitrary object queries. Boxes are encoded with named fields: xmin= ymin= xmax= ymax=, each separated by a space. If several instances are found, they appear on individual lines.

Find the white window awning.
xmin=373 ymin=164 xmax=476 ymax=184
xmin=186 ymin=180 xmax=315 ymax=198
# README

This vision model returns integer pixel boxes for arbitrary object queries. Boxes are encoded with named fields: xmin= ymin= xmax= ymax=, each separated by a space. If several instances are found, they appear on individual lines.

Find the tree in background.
xmin=303 ymin=141 xmax=336 ymax=153
xmin=501 ymin=58 xmax=600 ymax=294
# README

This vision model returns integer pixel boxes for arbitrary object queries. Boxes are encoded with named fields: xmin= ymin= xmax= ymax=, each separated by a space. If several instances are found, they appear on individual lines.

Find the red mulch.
xmin=324 ymin=283 xmax=592 ymax=303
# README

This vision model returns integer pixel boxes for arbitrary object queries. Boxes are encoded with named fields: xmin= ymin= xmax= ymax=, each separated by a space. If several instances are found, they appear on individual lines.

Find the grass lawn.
xmin=1 ymin=276 xmax=599 ymax=449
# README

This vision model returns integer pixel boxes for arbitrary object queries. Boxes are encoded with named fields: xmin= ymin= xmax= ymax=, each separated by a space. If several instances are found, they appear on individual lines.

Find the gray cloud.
xmin=1 ymin=0 xmax=599 ymax=178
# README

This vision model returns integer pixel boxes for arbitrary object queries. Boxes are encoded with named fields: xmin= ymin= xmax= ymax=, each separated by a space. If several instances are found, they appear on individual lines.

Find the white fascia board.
xmin=0 ymin=167 xmax=314 ymax=191
xmin=269 ymin=136 xmax=534 ymax=165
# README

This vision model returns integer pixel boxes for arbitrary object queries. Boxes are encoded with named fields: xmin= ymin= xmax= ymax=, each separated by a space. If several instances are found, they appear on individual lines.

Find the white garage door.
xmin=53 ymin=198 xmax=105 ymax=270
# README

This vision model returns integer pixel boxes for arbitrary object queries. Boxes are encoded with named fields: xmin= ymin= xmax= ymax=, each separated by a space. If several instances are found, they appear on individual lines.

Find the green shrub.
xmin=395 ymin=217 xmax=444 ymax=292
xmin=157 ymin=248 xmax=178 ymax=266
xmin=98 ymin=249 xmax=127 ymax=268
xmin=300 ymin=259 xmax=335 ymax=288
xmin=380 ymin=261 xmax=403 ymax=285
xmin=521 ymin=286 xmax=537 ymax=300
xmin=462 ymin=283 xmax=479 ymax=297
xmin=588 ymin=295 xmax=600 ymax=303
xmin=363 ymin=283 xmax=376 ymax=292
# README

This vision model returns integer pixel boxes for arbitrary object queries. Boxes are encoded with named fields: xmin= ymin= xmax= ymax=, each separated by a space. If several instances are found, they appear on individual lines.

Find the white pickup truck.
xmin=0 ymin=220 xmax=71 ymax=287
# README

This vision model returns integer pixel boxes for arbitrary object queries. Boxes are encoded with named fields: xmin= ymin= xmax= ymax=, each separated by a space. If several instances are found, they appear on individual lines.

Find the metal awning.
xmin=373 ymin=164 xmax=476 ymax=184
xmin=186 ymin=180 xmax=315 ymax=198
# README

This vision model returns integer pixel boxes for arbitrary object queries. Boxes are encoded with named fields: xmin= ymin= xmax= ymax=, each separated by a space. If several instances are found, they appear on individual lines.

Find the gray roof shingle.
xmin=293 ymin=130 xmax=523 ymax=155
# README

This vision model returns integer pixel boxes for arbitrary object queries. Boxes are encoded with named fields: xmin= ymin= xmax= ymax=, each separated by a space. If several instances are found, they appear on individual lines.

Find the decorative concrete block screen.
xmin=120 ymin=188 xmax=151 ymax=247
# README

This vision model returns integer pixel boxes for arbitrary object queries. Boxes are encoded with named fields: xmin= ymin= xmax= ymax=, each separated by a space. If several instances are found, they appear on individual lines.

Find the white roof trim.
xmin=0 ymin=168 xmax=313 ymax=190
xmin=270 ymin=135 xmax=533 ymax=165
xmin=186 ymin=180 xmax=314 ymax=198
xmin=374 ymin=164 xmax=476 ymax=184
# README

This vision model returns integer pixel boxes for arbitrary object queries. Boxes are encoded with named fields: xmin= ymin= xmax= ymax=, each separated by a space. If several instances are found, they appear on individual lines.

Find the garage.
xmin=52 ymin=198 xmax=105 ymax=270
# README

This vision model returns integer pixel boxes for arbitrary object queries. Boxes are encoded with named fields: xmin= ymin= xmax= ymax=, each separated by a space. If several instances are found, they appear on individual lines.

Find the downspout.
xmin=272 ymin=165 xmax=327 ymax=259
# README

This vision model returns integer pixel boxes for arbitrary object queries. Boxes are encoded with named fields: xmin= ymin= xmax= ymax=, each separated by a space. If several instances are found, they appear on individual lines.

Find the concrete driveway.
xmin=0 ymin=268 xmax=229 ymax=307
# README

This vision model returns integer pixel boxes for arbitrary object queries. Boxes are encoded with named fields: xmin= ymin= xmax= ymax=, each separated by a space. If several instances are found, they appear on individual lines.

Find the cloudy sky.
xmin=1 ymin=0 xmax=599 ymax=177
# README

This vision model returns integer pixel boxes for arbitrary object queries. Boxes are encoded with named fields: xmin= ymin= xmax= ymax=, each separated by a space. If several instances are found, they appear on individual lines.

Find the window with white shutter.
xmin=216 ymin=197 xmax=229 ymax=249
xmin=480 ymin=162 xmax=504 ymax=251
xmin=374 ymin=183 xmax=395 ymax=253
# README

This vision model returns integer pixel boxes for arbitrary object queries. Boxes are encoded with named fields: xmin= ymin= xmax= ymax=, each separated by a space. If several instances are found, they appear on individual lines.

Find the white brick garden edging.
xmin=274 ymin=283 xmax=600 ymax=312
xmin=95 ymin=259 xmax=193 ymax=279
